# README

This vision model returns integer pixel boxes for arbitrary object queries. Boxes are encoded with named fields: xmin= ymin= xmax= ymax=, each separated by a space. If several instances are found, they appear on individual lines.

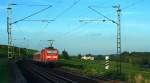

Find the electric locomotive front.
xmin=44 ymin=47 xmax=59 ymax=61
xmin=33 ymin=47 xmax=59 ymax=62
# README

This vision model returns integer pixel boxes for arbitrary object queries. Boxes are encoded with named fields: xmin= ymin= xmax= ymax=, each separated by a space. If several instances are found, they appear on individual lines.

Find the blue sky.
xmin=0 ymin=0 xmax=150 ymax=55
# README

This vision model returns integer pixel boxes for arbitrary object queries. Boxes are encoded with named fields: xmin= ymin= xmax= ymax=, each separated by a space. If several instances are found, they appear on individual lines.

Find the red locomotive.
xmin=33 ymin=40 xmax=59 ymax=62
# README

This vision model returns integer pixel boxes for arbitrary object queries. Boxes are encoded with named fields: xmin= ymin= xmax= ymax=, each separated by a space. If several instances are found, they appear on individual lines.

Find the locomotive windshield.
xmin=47 ymin=50 xmax=57 ymax=54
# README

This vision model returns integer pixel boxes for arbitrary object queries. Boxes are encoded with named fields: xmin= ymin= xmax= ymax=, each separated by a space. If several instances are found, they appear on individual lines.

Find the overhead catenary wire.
xmin=63 ymin=22 xmax=88 ymax=37
xmin=22 ymin=20 xmax=54 ymax=22
xmin=58 ymin=0 xmax=112 ymax=39
xmin=58 ymin=0 xmax=117 ymax=39
xmin=10 ymin=3 xmax=53 ymax=50
xmin=36 ymin=0 xmax=81 ymax=36
xmin=10 ymin=4 xmax=53 ymax=45
xmin=88 ymin=6 xmax=117 ymax=24
xmin=52 ymin=0 xmax=81 ymax=20
xmin=62 ymin=18 xmax=106 ymax=40
xmin=9 ymin=3 xmax=53 ymax=41
xmin=11 ymin=5 xmax=52 ymax=24
xmin=62 ymin=6 xmax=115 ymax=40
xmin=13 ymin=23 xmax=32 ymax=38
xmin=89 ymin=0 xmax=117 ymax=9
xmin=40 ymin=0 xmax=81 ymax=31
xmin=10 ymin=3 xmax=51 ymax=7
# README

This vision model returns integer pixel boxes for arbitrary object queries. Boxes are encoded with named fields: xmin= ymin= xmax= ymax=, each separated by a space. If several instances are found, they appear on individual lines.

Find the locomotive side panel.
xmin=33 ymin=52 xmax=41 ymax=62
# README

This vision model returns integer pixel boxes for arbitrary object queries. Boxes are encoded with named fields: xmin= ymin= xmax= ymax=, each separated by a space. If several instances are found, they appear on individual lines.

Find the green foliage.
xmin=58 ymin=59 xmax=150 ymax=81
xmin=120 ymin=51 xmax=150 ymax=65
xmin=0 ymin=58 xmax=10 ymax=83
xmin=58 ymin=61 xmax=83 ymax=69
xmin=0 ymin=45 xmax=37 ymax=58
xmin=95 ymin=55 xmax=104 ymax=60
xmin=85 ymin=54 xmax=92 ymax=57
xmin=0 ymin=45 xmax=8 ymax=58
xmin=77 ymin=54 xmax=82 ymax=59
xmin=61 ymin=49 xmax=70 ymax=59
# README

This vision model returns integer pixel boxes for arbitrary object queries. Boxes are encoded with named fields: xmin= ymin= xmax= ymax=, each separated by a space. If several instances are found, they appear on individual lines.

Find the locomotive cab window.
xmin=47 ymin=50 xmax=57 ymax=54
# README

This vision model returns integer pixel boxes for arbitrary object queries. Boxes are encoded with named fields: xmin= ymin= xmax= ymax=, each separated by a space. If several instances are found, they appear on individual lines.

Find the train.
xmin=33 ymin=46 xmax=59 ymax=63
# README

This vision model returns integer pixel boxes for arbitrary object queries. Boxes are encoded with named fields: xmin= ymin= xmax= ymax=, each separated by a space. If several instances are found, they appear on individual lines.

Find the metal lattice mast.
xmin=7 ymin=3 xmax=13 ymax=59
xmin=113 ymin=4 xmax=122 ymax=74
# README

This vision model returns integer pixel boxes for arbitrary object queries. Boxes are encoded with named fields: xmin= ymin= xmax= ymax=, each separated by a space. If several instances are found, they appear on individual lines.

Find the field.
xmin=58 ymin=59 xmax=150 ymax=82
xmin=0 ymin=58 xmax=10 ymax=83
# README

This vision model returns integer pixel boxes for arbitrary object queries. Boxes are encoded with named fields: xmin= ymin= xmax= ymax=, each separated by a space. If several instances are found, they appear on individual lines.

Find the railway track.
xmin=17 ymin=60 xmax=124 ymax=83
xmin=17 ymin=60 xmax=98 ymax=83
xmin=48 ymin=68 xmax=98 ymax=83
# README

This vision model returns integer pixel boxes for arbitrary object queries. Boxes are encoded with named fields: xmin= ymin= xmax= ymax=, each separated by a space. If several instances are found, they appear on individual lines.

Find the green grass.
xmin=0 ymin=58 xmax=10 ymax=83
xmin=58 ymin=59 xmax=150 ymax=81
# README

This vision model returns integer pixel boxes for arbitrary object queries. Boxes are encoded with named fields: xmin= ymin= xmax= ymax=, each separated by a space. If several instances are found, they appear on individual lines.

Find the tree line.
xmin=60 ymin=49 xmax=150 ymax=66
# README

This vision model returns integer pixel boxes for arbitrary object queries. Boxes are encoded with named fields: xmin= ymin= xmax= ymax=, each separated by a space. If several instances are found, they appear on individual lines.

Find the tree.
xmin=77 ymin=54 xmax=82 ymax=59
xmin=121 ymin=51 xmax=129 ymax=56
xmin=85 ymin=54 xmax=92 ymax=57
xmin=62 ymin=49 xmax=69 ymax=59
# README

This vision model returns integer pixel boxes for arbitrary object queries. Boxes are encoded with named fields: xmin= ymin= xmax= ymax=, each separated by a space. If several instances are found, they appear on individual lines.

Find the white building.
xmin=81 ymin=56 xmax=94 ymax=60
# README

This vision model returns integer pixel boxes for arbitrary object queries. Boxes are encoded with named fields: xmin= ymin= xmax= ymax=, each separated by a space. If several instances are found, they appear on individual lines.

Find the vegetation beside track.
xmin=58 ymin=59 xmax=150 ymax=82
xmin=0 ymin=58 xmax=10 ymax=83
xmin=0 ymin=45 xmax=37 ymax=58
xmin=0 ymin=45 xmax=37 ymax=83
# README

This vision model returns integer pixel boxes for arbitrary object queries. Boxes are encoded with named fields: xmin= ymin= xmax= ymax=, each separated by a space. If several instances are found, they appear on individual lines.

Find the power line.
xmin=88 ymin=6 xmax=117 ymax=24
xmin=38 ymin=21 xmax=51 ymax=33
xmin=13 ymin=23 xmax=31 ymax=38
xmin=11 ymin=5 xmax=52 ymax=24
xmin=36 ymin=0 xmax=81 ymax=37
xmin=89 ymin=0 xmax=117 ymax=9
xmin=10 ymin=3 xmax=51 ymax=7
xmin=22 ymin=20 xmax=54 ymax=22
xmin=53 ymin=0 xmax=81 ymax=20
xmin=58 ymin=0 xmax=118 ymax=40
xmin=57 ymin=22 xmax=89 ymax=41
xmin=59 ymin=19 xmax=105 ymax=40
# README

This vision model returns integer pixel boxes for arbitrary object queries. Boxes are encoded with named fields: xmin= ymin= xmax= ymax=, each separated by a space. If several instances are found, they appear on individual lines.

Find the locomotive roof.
xmin=45 ymin=47 xmax=57 ymax=50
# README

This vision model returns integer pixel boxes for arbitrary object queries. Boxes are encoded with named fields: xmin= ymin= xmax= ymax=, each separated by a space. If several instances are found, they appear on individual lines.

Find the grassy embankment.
xmin=0 ymin=45 xmax=10 ymax=83
xmin=0 ymin=58 xmax=10 ymax=83
xmin=0 ymin=45 xmax=37 ymax=83
xmin=58 ymin=59 xmax=150 ymax=82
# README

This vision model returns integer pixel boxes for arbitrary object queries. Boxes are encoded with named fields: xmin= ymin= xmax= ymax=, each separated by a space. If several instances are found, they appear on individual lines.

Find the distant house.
xmin=81 ymin=56 xmax=94 ymax=60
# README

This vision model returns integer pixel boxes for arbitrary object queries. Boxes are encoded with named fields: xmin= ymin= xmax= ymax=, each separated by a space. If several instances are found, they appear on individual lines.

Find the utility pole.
xmin=7 ymin=3 xmax=13 ymax=59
